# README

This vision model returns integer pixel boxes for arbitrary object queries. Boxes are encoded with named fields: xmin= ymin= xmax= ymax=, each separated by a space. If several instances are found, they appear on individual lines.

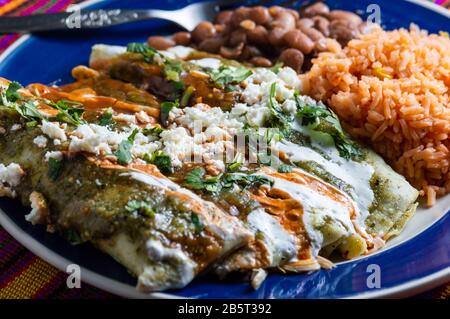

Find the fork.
xmin=0 ymin=0 xmax=305 ymax=34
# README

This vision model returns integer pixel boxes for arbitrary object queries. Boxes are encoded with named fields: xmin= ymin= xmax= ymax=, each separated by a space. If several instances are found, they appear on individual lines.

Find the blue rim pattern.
xmin=0 ymin=0 xmax=449 ymax=298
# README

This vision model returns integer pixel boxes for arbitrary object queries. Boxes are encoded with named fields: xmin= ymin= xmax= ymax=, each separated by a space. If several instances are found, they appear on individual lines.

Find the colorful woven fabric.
xmin=0 ymin=0 xmax=449 ymax=299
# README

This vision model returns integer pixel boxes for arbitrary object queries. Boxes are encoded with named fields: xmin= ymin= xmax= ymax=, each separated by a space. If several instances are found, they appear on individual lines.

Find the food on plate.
xmin=301 ymin=25 xmax=450 ymax=206
xmin=148 ymin=2 xmax=374 ymax=73
xmin=0 ymin=34 xmax=419 ymax=292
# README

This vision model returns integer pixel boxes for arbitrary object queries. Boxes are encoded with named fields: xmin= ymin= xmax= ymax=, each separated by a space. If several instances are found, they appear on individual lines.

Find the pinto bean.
xmin=298 ymin=26 xmax=324 ymax=41
xmin=269 ymin=27 xmax=288 ymax=46
xmin=240 ymin=19 xmax=256 ymax=31
xmin=327 ymin=10 xmax=363 ymax=24
xmin=302 ymin=2 xmax=330 ymax=17
xmin=312 ymin=16 xmax=330 ymax=37
xmin=283 ymin=29 xmax=315 ymax=54
xmin=215 ymin=10 xmax=233 ymax=25
xmin=172 ymin=32 xmax=191 ymax=46
xmin=228 ymin=29 xmax=247 ymax=47
xmin=230 ymin=7 xmax=251 ymax=27
xmin=247 ymin=25 xmax=269 ymax=45
xmin=192 ymin=21 xmax=216 ymax=43
xmin=296 ymin=18 xmax=314 ymax=29
xmin=329 ymin=19 xmax=361 ymax=45
xmin=270 ymin=10 xmax=296 ymax=30
xmin=147 ymin=36 xmax=175 ymax=50
xmin=248 ymin=6 xmax=271 ymax=25
xmin=241 ymin=45 xmax=262 ymax=60
xmin=250 ymin=56 xmax=272 ymax=67
xmin=220 ymin=43 xmax=244 ymax=59
xmin=198 ymin=36 xmax=225 ymax=53
xmin=279 ymin=48 xmax=304 ymax=73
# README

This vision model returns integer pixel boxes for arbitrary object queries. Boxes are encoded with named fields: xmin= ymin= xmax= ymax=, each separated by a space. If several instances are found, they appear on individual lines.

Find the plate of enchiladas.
xmin=0 ymin=0 xmax=449 ymax=298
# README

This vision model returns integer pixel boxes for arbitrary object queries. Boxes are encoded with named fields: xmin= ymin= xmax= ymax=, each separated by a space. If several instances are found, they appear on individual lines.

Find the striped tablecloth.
xmin=0 ymin=0 xmax=449 ymax=299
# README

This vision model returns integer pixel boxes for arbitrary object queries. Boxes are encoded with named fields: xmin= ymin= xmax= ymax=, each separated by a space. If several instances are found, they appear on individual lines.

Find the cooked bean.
xmin=240 ymin=19 xmax=256 ymax=31
xmin=268 ymin=5 xmax=283 ymax=17
xmin=302 ymin=2 xmax=330 ymax=17
xmin=220 ymin=43 xmax=244 ymax=59
xmin=327 ymin=10 xmax=363 ymax=24
xmin=283 ymin=29 xmax=315 ymax=54
xmin=269 ymin=27 xmax=288 ymax=46
xmin=329 ymin=19 xmax=360 ymax=45
xmin=215 ymin=10 xmax=233 ymax=25
xmin=286 ymin=8 xmax=300 ymax=20
xmin=279 ymin=48 xmax=304 ymax=73
xmin=172 ymin=32 xmax=191 ymax=46
xmin=198 ymin=36 xmax=225 ymax=53
xmin=228 ymin=29 xmax=247 ymax=47
xmin=247 ymin=25 xmax=269 ymax=45
xmin=230 ymin=7 xmax=251 ymax=27
xmin=298 ymin=26 xmax=324 ymax=41
xmin=192 ymin=21 xmax=216 ymax=43
xmin=215 ymin=24 xmax=226 ymax=33
xmin=312 ymin=16 xmax=330 ymax=37
xmin=147 ymin=36 xmax=175 ymax=50
xmin=271 ymin=10 xmax=296 ymax=30
xmin=250 ymin=56 xmax=272 ymax=67
xmin=248 ymin=6 xmax=271 ymax=25
xmin=296 ymin=18 xmax=314 ymax=29
xmin=315 ymin=38 xmax=329 ymax=52
xmin=241 ymin=45 xmax=262 ymax=60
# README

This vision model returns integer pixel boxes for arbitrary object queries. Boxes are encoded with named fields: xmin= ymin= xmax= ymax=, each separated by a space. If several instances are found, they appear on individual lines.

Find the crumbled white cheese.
xmin=25 ymin=192 xmax=48 ymax=225
xmin=44 ymin=151 xmax=63 ymax=162
xmin=41 ymin=121 xmax=67 ymax=142
xmin=0 ymin=163 xmax=24 ymax=198
xmin=33 ymin=135 xmax=48 ymax=148
xmin=161 ymin=45 xmax=194 ymax=60
xmin=10 ymin=124 xmax=22 ymax=132
xmin=113 ymin=113 xmax=137 ymax=124
xmin=136 ymin=111 xmax=152 ymax=124
xmin=69 ymin=124 xmax=126 ymax=155
xmin=189 ymin=58 xmax=221 ymax=70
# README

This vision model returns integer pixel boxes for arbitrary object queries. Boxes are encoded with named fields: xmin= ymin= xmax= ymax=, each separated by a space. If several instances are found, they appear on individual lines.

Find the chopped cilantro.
xmin=160 ymin=100 xmax=178 ymax=127
xmin=64 ymin=229 xmax=82 ymax=245
xmin=50 ymin=100 xmax=86 ymax=126
xmin=266 ymin=82 xmax=292 ymax=131
xmin=142 ymin=126 xmax=164 ymax=137
xmin=125 ymin=200 xmax=155 ymax=218
xmin=143 ymin=150 xmax=172 ymax=174
xmin=277 ymin=164 xmax=293 ymax=173
xmin=210 ymin=65 xmax=252 ymax=87
xmin=114 ymin=129 xmax=139 ymax=165
xmin=127 ymin=43 xmax=157 ymax=62
xmin=191 ymin=212 xmax=203 ymax=233
xmin=294 ymin=93 xmax=363 ymax=160
xmin=12 ymin=100 xmax=46 ymax=121
xmin=99 ymin=109 xmax=115 ymax=127
xmin=180 ymin=86 xmax=195 ymax=107
xmin=48 ymin=157 xmax=63 ymax=180
xmin=5 ymin=81 xmax=22 ymax=102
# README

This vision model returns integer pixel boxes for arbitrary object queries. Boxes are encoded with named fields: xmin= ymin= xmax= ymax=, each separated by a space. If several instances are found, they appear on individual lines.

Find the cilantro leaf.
xmin=142 ymin=126 xmax=164 ymax=137
xmin=210 ymin=65 xmax=252 ymax=88
xmin=48 ymin=157 xmax=63 ymax=180
xmin=5 ymin=82 xmax=22 ymax=102
xmin=125 ymin=200 xmax=155 ymax=218
xmin=127 ymin=43 xmax=157 ymax=62
xmin=160 ymin=100 xmax=178 ymax=127
xmin=191 ymin=212 xmax=203 ymax=233
xmin=12 ymin=100 xmax=46 ymax=121
xmin=50 ymin=100 xmax=86 ymax=126
xmin=143 ymin=150 xmax=172 ymax=174
xmin=114 ymin=129 xmax=139 ymax=165
xmin=99 ymin=109 xmax=115 ymax=127
xmin=266 ymin=82 xmax=292 ymax=131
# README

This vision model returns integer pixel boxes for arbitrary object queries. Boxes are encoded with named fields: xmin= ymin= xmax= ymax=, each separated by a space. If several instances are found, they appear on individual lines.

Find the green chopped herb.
xmin=125 ymin=200 xmax=155 ymax=218
xmin=48 ymin=157 xmax=63 ymax=180
xmin=114 ymin=128 xmax=139 ymax=165
xmin=271 ymin=62 xmax=284 ymax=74
xmin=227 ymin=153 xmax=243 ymax=173
xmin=142 ymin=126 xmax=164 ymax=137
xmin=127 ymin=42 xmax=157 ymax=62
xmin=266 ymin=82 xmax=292 ymax=131
xmin=12 ymin=100 xmax=46 ymax=121
xmin=99 ymin=109 xmax=115 ymax=127
xmin=143 ymin=150 xmax=172 ymax=174
xmin=160 ymin=100 xmax=178 ymax=127
xmin=191 ymin=212 xmax=203 ymax=233
xmin=180 ymin=86 xmax=195 ymax=107
xmin=26 ymin=121 xmax=38 ymax=128
xmin=294 ymin=93 xmax=363 ymax=160
xmin=50 ymin=100 xmax=86 ymax=126
xmin=277 ymin=164 xmax=293 ymax=173
xmin=210 ymin=65 xmax=252 ymax=88
xmin=5 ymin=81 xmax=22 ymax=102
